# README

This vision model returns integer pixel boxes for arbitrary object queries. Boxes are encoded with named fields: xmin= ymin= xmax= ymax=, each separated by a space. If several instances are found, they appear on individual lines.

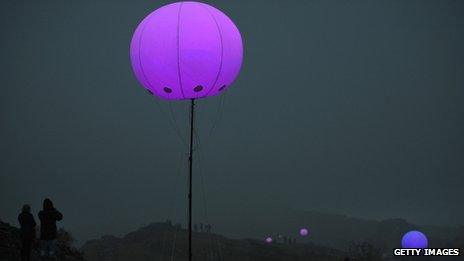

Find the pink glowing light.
xmin=300 ymin=228 xmax=309 ymax=236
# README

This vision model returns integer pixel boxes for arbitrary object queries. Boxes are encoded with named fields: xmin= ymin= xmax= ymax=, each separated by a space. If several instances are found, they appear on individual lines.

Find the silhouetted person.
xmin=18 ymin=204 xmax=36 ymax=261
xmin=38 ymin=198 xmax=63 ymax=259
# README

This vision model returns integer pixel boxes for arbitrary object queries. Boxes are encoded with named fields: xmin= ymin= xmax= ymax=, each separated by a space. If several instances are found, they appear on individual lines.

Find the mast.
xmin=188 ymin=98 xmax=195 ymax=261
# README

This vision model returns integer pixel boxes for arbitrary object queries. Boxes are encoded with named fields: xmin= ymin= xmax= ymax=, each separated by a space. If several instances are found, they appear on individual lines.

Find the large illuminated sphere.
xmin=130 ymin=1 xmax=243 ymax=100
xmin=265 ymin=237 xmax=273 ymax=243
xmin=401 ymin=231 xmax=428 ymax=248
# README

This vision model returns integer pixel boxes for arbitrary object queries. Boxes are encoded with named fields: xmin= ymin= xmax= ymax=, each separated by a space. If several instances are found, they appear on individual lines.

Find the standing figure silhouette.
xmin=18 ymin=204 xmax=36 ymax=261
xmin=38 ymin=198 xmax=63 ymax=259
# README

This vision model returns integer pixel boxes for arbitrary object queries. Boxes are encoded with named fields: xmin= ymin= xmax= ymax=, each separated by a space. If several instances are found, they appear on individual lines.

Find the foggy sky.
xmin=1 ymin=0 xmax=463 ymax=244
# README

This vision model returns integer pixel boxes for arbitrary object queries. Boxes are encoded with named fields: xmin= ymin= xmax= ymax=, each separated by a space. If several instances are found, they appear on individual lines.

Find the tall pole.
xmin=188 ymin=98 xmax=195 ymax=261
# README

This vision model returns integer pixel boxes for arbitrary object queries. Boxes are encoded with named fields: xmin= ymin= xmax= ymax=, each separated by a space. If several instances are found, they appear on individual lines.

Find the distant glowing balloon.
xmin=130 ymin=1 xmax=243 ymax=100
xmin=265 ymin=237 xmax=273 ymax=243
xmin=299 ymin=228 xmax=309 ymax=236
xmin=401 ymin=231 xmax=428 ymax=248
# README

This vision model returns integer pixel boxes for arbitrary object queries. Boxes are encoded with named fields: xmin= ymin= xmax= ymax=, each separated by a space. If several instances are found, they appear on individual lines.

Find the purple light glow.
xmin=265 ymin=237 xmax=273 ymax=243
xmin=401 ymin=231 xmax=428 ymax=249
xmin=130 ymin=1 xmax=243 ymax=100
xmin=299 ymin=228 xmax=309 ymax=236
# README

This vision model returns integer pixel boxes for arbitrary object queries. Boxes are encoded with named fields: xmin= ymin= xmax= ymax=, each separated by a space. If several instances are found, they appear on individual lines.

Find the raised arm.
xmin=55 ymin=210 xmax=63 ymax=221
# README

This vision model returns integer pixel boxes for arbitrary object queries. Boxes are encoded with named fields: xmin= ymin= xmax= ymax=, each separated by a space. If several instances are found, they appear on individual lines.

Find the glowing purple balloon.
xmin=299 ymin=228 xmax=309 ymax=236
xmin=401 ymin=231 xmax=428 ymax=248
xmin=265 ymin=237 xmax=273 ymax=243
xmin=130 ymin=1 xmax=243 ymax=100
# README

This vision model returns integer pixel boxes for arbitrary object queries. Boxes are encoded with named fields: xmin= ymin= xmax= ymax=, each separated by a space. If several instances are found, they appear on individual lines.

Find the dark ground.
xmin=0 ymin=220 xmax=83 ymax=261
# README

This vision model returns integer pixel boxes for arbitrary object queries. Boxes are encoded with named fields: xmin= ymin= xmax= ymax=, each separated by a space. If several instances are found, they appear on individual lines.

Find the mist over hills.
xmin=81 ymin=222 xmax=344 ymax=261
xmin=80 ymin=209 xmax=464 ymax=260
xmin=3 ymin=208 xmax=463 ymax=260
xmin=200 ymin=208 xmax=463 ymax=251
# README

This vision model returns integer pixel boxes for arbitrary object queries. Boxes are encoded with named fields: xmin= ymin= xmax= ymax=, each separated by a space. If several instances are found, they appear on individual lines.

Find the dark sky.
xmin=1 ymin=0 xmax=463 ymax=244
